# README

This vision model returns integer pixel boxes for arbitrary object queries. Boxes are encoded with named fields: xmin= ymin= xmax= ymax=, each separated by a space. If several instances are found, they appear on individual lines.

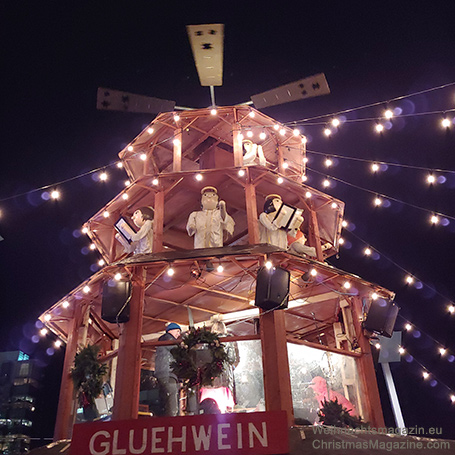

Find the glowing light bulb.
xmin=173 ymin=114 xmax=180 ymax=122
xmin=62 ymin=300 xmax=70 ymax=308
xmin=405 ymin=323 xmax=412 ymax=331
xmin=140 ymin=153 xmax=147 ymax=161
xmin=98 ymin=259 xmax=105 ymax=267
xmin=374 ymin=197 xmax=382 ymax=207
xmin=405 ymin=275 xmax=414 ymax=285
xmin=423 ymin=372 xmax=429 ymax=379
xmin=384 ymin=109 xmax=394 ymax=119
xmin=55 ymin=340 xmax=62 ymax=348
xmin=323 ymin=128 xmax=332 ymax=137
xmin=448 ymin=305 xmax=455 ymax=314
xmin=114 ymin=273 xmax=122 ymax=281
xmin=89 ymin=243 xmax=96 ymax=251
xmin=439 ymin=347 xmax=447 ymax=356
xmin=51 ymin=190 xmax=60 ymax=200
xmin=273 ymin=124 xmax=280 ymax=131
xmin=426 ymin=174 xmax=436 ymax=184
xmin=210 ymin=108 xmax=217 ymax=115
xmin=375 ymin=343 xmax=381 ymax=349
xmin=44 ymin=314 xmax=51 ymax=322
xmin=122 ymin=193 xmax=129 ymax=200
xmin=238 ymin=133 xmax=244 ymax=141
xmin=265 ymin=261 xmax=273 ymax=270
xmin=116 ymin=161 xmax=123 ymax=168
xmin=167 ymin=267 xmax=175 ymax=276
xmin=245 ymin=130 xmax=253 ymax=138
xmin=375 ymin=124 xmax=384 ymax=133
xmin=451 ymin=395 xmax=455 ymax=403
xmin=371 ymin=163 xmax=379 ymax=172
xmin=303 ymin=157 xmax=309 ymax=164
xmin=338 ymin=238 xmax=345 ymax=245
xmin=301 ymin=175 xmax=308 ymax=182
xmin=248 ymin=111 xmax=255 ymax=118
xmin=127 ymin=145 xmax=133 ymax=152
xmin=99 ymin=172 xmax=108 ymax=181
xmin=40 ymin=328 xmax=48 ymax=336
xmin=364 ymin=248 xmax=372 ymax=256
xmin=217 ymin=265 xmax=224 ymax=273
xmin=82 ymin=227 xmax=88 ymax=234
xmin=195 ymin=173 xmax=203 ymax=181
xmin=147 ymin=127 xmax=154 ymax=134
xmin=103 ymin=211 xmax=110 ymax=218
xmin=310 ymin=268 xmax=317 ymax=277
xmin=83 ymin=285 xmax=91 ymax=293
xmin=430 ymin=214 xmax=439 ymax=224
xmin=173 ymin=138 xmax=180 ymax=146
xmin=324 ymin=158 xmax=333 ymax=167
xmin=238 ymin=169 xmax=245 ymax=177
xmin=343 ymin=281 xmax=351 ymax=290
xmin=331 ymin=118 xmax=340 ymax=127
xmin=305 ymin=191 xmax=312 ymax=198
xmin=341 ymin=220 xmax=348 ymax=228
xmin=322 ymin=179 xmax=330 ymax=188
xmin=152 ymin=178 xmax=159 ymax=185
xmin=259 ymin=132 xmax=266 ymax=140
xmin=398 ymin=347 xmax=405 ymax=355
xmin=371 ymin=292 xmax=379 ymax=300
xmin=441 ymin=118 xmax=451 ymax=128
xmin=277 ymin=177 xmax=284 ymax=184
xmin=279 ymin=128 xmax=286 ymax=136
xmin=282 ymin=162 xmax=289 ymax=169
xmin=293 ymin=128 xmax=300 ymax=136
xmin=124 ymin=180 xmax=130 ymax=186
xmin=331 ymin=202 xmax=338 ymax=209
xmin=301 ymin=137 xmax=307 ymax=144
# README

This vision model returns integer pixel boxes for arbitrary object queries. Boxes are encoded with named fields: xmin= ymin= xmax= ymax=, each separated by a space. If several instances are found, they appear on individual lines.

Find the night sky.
xmin=1 ymin=1 xmax=455 ymax=439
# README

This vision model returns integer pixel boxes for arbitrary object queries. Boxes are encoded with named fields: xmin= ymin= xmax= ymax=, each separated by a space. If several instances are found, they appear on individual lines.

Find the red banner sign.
xmin=70 ymin=411 xmax=288 ymax=455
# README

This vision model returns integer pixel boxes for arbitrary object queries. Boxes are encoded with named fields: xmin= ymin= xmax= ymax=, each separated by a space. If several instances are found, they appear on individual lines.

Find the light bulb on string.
xmin=265 ymin=261 xmax=273 ymax=270
xmin=305 ymin=191 xmax=312 ymax=198
xmin=430 ymin=214 xmax=439 ymax=224
xmin=217 ymin=264 xmax=224 ymax=273
xmin=103 ymin=211 xmax=110 ymax=218
xmin=140 ymin=153 xmax=147 ymax=161
xmin=55 ymin=340 xmax=62 ymax=348
xmin=83 ymin=285 xmax=91 ymax=293
xmin=246 ymin=130 xmax=253 ymax=138
xmin=167 ymin=266 xmax=175 ymax=276
xmin=210 ymin=108 xmax=217 ymax=116
xmin=273 ymin=124 xmax=280 ymax=131
xmin=338 ymin=237 xmax=345 ymax=245
xmin=98 ymin=259 xmax=105 ymax=267
xmin=282 ymin=161 xmax=289 ymax=169
xmin=405 ymin=323 xmax=412 ymax=331
xmin=448 ymin=305 xmax=455 ymax=314
xmin=364 ymin=247 xmax=372 ymax=256
xmin=439 ymin=347 xmax=447 ymax=356
xmin=277 ymin=177 xmax=284 ymax=184
xmin=301 ymin=174 xmax=308 ymax=182
xmin=195 ymin=173 xmax=203 ymax=181
xmin=423 ymin=371 xmax=430 ymax=379
xmin=375 ymin=123 xmax=384 ymax=133
xmin=152 ymin=178 xmax=159 ymax=186
xmin=384 ymin=109 xmax=394 ymax=119
xmin=441 ymin=118 xmax=451 ymax=128
xmin=114 ymin=273 xmax=122 ymax=281
xmin=322 ymin=178 xmax=330 ymax=188
xmin=259 ymin=132 xmax=266 ymax=140
xmin=50 ymin=190 xmax=60 ymax=200
xmin=238 ymin=169 xmax=245 ymax=177
xmin=405 ymin=275 xmax=414 ymax=285
xmin=124 ymin=180 xmax=131 ymax=187
xmin=127 ymin=145 xmax=134 ymax=152
xmin=374 ymin=196 xmax=382 ymax=207
xmin=122 ymin=193 xmax=129 ymax=200
xmin=147 ymin=127 xmax=154 ymax=134
xmin=248 ymin=111 xmax=255 ymax=118
xmin=293 ymin=128 xmax=300 ymax=136
xmin=173 ymin=114 xmax=180 ymax=122
xmin=371 ymin=163 xmax=380 ymax=173
xmin=323 ymin=128 xmax=332 ymax=137
xmin=116 ymin=162 xmax=123 ymax=168
xmin=99 ymin=171 xmax=108 ymax=181
xmin=331 ymin=118 xmax=340 ymax=127
xmin=62 ymin=300 xmax=70 ymax=309
xmin=426 ymin=174 xmax=436 ymax=184
xmin=398 ymin=347 xmax=405 ymax=355
xmin=451 ymin=395 xmax=455 ymax=403
xmin=343 ymin=281 xmax=351 ymax=290
xmin=324 ymin=157 xmax=333 ymax=167
xmin=279 ymin=128 xmax=286 ymax=136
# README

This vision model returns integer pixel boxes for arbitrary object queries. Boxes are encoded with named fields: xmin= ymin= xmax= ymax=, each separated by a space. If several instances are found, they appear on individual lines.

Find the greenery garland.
xmin=171 ymin=326 xmax=232 ymax=388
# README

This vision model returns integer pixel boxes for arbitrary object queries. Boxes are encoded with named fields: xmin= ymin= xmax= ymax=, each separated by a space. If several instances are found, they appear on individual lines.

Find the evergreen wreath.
xmin=171 ymin=326 xmax=231 ymax=388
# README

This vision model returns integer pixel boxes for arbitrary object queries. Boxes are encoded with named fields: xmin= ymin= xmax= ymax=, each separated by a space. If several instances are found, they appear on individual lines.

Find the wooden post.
xmin=232 ymin=123 xmax=243 ymax=167
xmin=309 ymin=206 xmax=324 ymax=261
xmin=173 ymin=128 xmax=182 ymax=172
xmin=153 ymin=190 xmax=165 ymax=253
xmin=112 ymin=267 xmax=146 ymax=420
xmin=53 ymin=302 xmax=87 ymax=441
xmin=244 ymin=174 xmax=259 ymax=244
xmin=350 ymin=296 xmax=385 ymax=427
xmin=277 ymin=145 xmax=285 ymax=174
xmin=259 ymin=309 xmax=294 ymax=426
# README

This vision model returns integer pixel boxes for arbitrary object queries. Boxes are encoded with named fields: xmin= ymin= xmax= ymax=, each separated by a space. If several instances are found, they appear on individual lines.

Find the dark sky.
xmin=1 ymin=1 xmax=455 ymax=439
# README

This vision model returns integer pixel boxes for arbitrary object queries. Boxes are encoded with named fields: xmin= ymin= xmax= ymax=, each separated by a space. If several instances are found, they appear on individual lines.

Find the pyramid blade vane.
xmin=187 ymin=24 xmax=224 ymax=87
xmin=250 ymin=73 xmax=330 ymax=109
xmin=96 ymin=87 xmax=176 ymax=114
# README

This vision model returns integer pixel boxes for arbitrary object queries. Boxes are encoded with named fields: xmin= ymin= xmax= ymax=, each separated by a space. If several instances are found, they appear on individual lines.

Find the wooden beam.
xmin=260 ymin=309 xmax=294 ymax=426
xmin=112 ymin=266 xmax=145 ymax=420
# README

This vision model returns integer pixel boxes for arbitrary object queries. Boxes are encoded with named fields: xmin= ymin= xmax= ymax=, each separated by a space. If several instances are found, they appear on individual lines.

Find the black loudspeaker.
xmin=255 ymin=267 xmax=290 ymax=311
xmin=101 ymin=280 xmax=132 ymax=323
xmin=363 ymin=298 xmax=399 ymax=338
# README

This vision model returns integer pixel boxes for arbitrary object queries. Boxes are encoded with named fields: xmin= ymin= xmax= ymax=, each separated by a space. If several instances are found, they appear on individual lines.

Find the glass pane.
xmin=287 ymin=343 xmax=363 ymax=424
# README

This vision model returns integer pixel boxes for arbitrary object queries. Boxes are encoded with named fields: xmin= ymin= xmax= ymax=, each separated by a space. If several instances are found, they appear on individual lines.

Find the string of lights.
xmin=307 ymin=166 xmax=455 ymax=222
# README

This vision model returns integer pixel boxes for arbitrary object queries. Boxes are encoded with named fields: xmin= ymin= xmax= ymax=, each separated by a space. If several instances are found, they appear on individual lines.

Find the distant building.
xmin=0 ymin=351 xmax=42 ymax=454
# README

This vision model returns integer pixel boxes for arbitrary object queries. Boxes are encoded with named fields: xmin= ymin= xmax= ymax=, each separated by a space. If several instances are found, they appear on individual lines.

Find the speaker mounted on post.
xmin=363 ymin=298 xmax=399 ymax=338
xmin=101 ymin=280 xmax=132 ymax=324
xmin=255 ymin=266 xmax=290 ymax=311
